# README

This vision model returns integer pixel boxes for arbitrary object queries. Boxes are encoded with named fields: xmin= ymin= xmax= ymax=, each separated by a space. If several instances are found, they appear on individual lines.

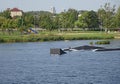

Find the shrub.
xmin=95 ymin=40 xmax=110 ymax=45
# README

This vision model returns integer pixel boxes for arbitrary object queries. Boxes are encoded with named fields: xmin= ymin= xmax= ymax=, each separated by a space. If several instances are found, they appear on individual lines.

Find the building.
xmin=10 ymin=8 xmax=23 ymax=18
xmin=50 ymin=6 xmax=56 ymax=14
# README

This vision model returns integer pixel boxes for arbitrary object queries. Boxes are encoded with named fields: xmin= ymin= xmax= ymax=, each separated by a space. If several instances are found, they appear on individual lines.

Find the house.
xmin=10 ymin=8 xmax=23 ymax=18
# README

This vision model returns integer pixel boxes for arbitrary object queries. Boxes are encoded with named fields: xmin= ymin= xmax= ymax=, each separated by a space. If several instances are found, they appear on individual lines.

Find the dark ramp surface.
xmin=73 ymin=45 xmax=104 ymax=50
xmin=64 ymin=45 xmax=120 ymax=52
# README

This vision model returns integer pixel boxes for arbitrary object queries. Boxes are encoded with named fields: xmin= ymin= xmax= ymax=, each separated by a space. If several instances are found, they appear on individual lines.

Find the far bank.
xmin=0 ymin=31 xmax=119 ymax=43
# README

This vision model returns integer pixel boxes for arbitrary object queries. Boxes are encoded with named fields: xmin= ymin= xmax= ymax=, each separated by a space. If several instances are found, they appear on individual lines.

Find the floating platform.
xmin=72 ymin=45 xmax=104 ymax=50
xmin=64 ymin=45 xmax=105 ymax=51
xmin=50 ymin=48 xmax=66 ymax=55
xmin=51 ymin=45 xmax=120 ymax=55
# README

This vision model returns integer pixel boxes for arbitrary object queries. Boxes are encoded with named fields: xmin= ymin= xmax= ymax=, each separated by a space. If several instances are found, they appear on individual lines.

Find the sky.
xmin=0 ymin=0 xmax=120 ymax=13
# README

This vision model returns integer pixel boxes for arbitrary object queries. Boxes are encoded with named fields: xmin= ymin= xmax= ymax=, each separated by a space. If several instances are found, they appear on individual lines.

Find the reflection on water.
xmin=0 ymin=40 xmax=120 ymax=84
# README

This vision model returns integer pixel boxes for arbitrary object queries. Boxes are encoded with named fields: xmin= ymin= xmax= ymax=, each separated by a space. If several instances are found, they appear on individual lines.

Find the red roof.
xmin=11 ymin=8 xmax=22 ymax=12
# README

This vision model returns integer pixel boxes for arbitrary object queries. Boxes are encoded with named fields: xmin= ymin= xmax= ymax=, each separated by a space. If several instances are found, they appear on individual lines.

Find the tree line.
xmin=0 ymin=3 xmax=120 ymax=34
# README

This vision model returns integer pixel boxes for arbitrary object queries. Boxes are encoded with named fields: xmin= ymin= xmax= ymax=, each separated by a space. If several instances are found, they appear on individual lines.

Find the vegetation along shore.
xmin=0 ymin=3 xmax=120 ymax=43
xmin=0 ymin=31 xmax=119 ymax=43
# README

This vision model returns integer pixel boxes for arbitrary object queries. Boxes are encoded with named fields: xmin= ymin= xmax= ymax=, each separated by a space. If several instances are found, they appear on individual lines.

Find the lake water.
xmin=0 ymin=40 xmax=120 ymax=84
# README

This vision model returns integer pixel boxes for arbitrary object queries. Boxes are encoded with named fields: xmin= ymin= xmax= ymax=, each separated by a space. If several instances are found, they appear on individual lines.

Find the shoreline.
xmin=0 ymin=32 xmax=117 ymax=43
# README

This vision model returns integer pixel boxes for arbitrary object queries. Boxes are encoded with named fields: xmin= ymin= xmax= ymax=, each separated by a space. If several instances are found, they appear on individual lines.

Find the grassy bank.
xmin=0 ymin=31 xmax=116 ymax=43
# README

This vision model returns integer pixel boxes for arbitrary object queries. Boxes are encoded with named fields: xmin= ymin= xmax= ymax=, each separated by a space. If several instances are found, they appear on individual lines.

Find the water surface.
xmin=0 ymin=40 xmax=120 ymax=84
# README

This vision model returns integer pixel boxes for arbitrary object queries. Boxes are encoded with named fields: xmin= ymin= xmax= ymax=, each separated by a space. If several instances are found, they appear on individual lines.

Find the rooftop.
xmin=11 ymin=8 xmax=22 ymax=12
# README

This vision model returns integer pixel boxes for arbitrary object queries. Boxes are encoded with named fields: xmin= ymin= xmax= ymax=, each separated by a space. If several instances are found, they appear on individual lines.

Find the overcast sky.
xmin=0 ymin=0 xmax=119 ymax=12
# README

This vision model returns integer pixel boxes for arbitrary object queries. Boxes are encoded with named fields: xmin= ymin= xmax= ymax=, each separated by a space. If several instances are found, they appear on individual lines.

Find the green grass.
xmin=0 ymin=31 xmax=116 ymax=43
xmin=63 ymin=33 xmax=114 ymax=40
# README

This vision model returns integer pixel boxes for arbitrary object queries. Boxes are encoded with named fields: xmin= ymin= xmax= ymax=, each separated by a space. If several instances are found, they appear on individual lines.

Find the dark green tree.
xmin=115 ymin=6 xmax=120 ymax=28
xmin=75 ymin=11 xmax=99 ymax=30
xmin=86 ymin=11 xmax=99 ymax=29
xmin=23 ymin=13 xmax=34 ymax=28
xmin=67 ymin=9 xmax=78 ymax=28
xmin=52 ymin=15 xmax=60 ymax=29
xmin=0 ymin=16 xmax=7 ymax=34
xmin=2 ymin=9 xmax=11 ymax=19
xmin=59 ymin=9 xmax=78 ymax=29
xmin=74 ymin=12 xmax=88 ymax=29
xmin=39 ymin=14 xmax=53 ymax=30
xmin=98 ymin=3 xmax=116 ymax=30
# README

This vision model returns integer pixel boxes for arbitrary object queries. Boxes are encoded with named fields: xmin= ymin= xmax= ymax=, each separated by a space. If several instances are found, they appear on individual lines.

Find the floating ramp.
xmin=50 ymin=45 xmax=120 ymax=55
xmin=64 ymin=45 xmax=120 ymax=52
xmin=64 ymin=45 xmax=104 ymax=51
